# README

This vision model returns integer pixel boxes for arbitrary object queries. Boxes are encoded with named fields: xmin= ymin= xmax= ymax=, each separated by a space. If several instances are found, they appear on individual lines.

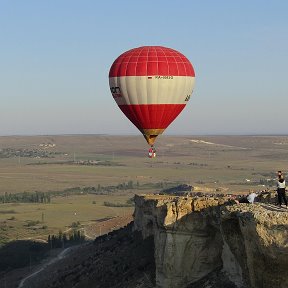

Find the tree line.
xmin=48 ymin=229 xmax=85 ymax=249
xmin=0 ymin=191 xmax=51 ymax=204
xmin=0 ymin=181 xmax=176 ymax=204
xmin=104 ymin=197 xmax=134 ymax=207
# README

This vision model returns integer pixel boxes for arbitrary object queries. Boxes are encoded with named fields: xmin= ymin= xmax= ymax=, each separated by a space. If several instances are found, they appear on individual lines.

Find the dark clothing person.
xmin=277 ymin=178 xmax=287 ymax=207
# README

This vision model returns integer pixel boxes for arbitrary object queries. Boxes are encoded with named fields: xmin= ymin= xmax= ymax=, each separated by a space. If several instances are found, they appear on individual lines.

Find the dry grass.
xmin=0 ymin=194 xmax=134 ymax=242
xmin=0 ymin=134 xmax=286 ymax=194
xmin=0 ymin=134 xmax=287 ymax=242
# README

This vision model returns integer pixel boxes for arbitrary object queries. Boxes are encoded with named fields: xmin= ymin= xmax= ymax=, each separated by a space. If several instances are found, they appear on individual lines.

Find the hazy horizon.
xmin=0 ymin=133 xmax=288 ymax=138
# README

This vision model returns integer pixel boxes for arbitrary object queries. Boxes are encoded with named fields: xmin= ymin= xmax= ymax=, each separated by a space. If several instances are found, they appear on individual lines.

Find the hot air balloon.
xmin=109 ymin=46 xmax=195 ymax=155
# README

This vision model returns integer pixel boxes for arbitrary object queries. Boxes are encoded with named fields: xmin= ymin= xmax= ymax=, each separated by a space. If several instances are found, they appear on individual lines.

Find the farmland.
xmin=0 ymin=134 xmax=287 ymax=245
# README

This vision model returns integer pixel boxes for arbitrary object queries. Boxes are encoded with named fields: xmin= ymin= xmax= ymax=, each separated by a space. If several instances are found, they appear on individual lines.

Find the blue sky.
xmin=0 ymin=0 xmax=287 ymax=136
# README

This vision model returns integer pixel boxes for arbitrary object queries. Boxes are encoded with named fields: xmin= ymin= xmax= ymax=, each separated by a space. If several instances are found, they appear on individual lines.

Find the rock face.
xmin=134 ymin=195 xmax=288 ymax=288
xmin=221 ymin=204 xmax=288 ymax=288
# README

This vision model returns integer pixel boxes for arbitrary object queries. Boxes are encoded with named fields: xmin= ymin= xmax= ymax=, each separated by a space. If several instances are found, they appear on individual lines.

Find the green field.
xmin=0 ymin=194 xmax=134 ymax=245
xmin=0 ymin=134 xmax=287 ymax=244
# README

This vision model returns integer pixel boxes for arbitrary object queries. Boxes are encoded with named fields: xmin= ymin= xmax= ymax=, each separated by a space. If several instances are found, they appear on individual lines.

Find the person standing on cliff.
xmin=277 ymin=175 xmax=287 ymax=208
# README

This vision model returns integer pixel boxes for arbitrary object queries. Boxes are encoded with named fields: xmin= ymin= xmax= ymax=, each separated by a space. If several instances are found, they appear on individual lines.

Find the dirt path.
xmin=16 ymin=215 xmax=133 ymax=288
xmin=17 ymin=246 xmax=76 ymax=288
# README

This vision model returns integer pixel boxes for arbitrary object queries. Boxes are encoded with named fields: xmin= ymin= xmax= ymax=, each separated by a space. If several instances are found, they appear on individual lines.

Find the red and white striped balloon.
xmin=109 ymin=46 xmax=195 ymax=145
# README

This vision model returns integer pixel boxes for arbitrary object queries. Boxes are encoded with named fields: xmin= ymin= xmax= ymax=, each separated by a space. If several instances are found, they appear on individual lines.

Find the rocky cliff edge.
xmin=134 ymin=195 xmax=288 ymax=288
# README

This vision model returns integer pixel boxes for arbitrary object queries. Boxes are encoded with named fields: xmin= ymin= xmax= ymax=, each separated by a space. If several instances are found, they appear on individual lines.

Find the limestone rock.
xmin=134 ymin=195 xmax=288 ymax=288
xmin=221 ymin=204 xmax=288 ymax=288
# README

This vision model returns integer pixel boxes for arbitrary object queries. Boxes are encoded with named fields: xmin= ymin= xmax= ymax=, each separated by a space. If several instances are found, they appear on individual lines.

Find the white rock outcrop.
xmin=134 ymin=195 xmax=288 ymax=288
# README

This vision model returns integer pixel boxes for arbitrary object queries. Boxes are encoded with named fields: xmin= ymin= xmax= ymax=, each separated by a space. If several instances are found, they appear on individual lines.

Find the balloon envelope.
xmin=109 ymin=46 xmax=195 ymax=145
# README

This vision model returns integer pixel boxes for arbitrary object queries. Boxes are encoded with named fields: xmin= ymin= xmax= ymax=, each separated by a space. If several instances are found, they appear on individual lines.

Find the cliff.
xmin=134 ymin=195 xmax=288 ymax=288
